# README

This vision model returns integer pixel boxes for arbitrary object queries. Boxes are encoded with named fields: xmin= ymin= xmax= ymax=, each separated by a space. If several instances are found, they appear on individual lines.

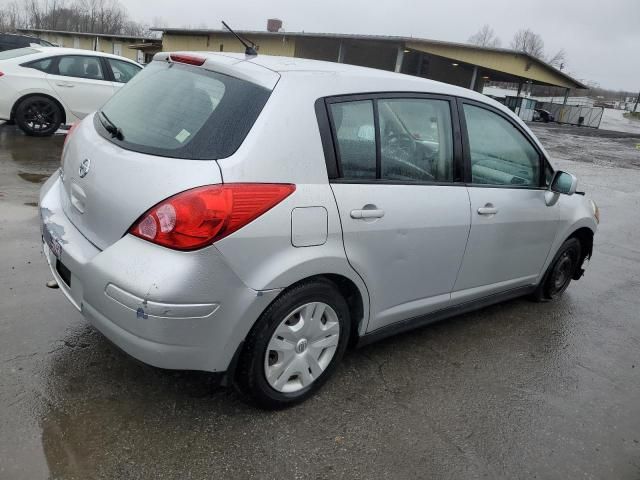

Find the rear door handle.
xmin=350 ymin=209 xmax=385 ymax=219
xmin=477 ymin=205 xmax=498 ymax=215
xmin=56 ymin=82 xmax=73 ymax=87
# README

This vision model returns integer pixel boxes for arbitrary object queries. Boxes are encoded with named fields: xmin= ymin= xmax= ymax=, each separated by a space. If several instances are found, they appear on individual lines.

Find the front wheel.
xmin=533 ymin=238 xmax=581 ymax=302
xmin=235 ymin=279 xmax=351 ymax=409
xmin=15 ymin=96 xmax=62 ymax=137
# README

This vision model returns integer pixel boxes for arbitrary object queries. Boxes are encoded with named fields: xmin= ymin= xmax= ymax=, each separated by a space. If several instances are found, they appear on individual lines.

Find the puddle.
xmin=18 ymin=172 xmax=49 ymax=183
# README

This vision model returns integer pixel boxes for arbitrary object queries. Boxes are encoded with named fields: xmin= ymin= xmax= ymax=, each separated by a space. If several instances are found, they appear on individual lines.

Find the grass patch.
xmin=623 ymin=111 xmax=640 ymax=120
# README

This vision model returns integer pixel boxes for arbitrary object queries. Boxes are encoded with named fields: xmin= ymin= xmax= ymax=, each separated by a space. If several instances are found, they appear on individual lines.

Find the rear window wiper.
xmin=100 ymin=111 xmax=124 ymax=140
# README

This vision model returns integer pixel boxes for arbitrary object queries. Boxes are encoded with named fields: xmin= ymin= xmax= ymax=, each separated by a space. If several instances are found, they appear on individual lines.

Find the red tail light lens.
xmin=169 ymin=53 xmax=206 ymax=66
xmin=61 ymin=121 xmax=78 ymax=169
xmin=0 ymin=72 xmax=4 ymax=78
xmin=63 ymin=122 xmax=78 ymax=146
xmin=129 ymin=184 xmax=295 ymax=250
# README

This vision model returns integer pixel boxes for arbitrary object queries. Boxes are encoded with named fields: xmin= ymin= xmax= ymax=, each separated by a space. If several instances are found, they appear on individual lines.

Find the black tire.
xmin=533 ymin=238 xmax=581 ymax=302
xmin=235 ymin=279 xmax=351 ymax=409
xmin=15 ymin=96 xmax=62 ymax=137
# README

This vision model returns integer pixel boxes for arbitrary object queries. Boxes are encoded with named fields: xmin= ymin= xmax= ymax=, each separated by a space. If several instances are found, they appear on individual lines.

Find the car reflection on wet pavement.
xmin=1 ymin=122 xmax=639 ymax=479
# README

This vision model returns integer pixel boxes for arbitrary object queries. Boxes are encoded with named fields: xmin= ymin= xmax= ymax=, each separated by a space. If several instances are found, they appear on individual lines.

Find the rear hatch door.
xmin=61 ymin=119 xmax=224 ymax=250
xmin=60 ymin=55 xmax=277 ymax=250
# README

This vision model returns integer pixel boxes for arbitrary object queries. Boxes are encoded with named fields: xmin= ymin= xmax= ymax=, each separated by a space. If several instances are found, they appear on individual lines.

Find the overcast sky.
xmin=7 ymin=0 xmax=639 ymax=90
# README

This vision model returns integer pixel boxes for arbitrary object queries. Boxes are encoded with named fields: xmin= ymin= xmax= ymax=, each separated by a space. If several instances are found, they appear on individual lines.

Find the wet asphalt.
xmin=1 ymin=122 xmax=639 ymax=479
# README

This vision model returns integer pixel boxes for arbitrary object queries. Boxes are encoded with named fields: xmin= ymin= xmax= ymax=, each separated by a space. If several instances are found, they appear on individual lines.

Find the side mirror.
xmin=550 ymin=170 xmax=578 ymax=195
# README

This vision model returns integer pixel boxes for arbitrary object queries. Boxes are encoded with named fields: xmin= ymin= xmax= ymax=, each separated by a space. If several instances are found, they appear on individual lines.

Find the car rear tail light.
xmin=63 ymin=122 xmax=78 ymax=146
xmin=169 ymin=53 xmax=206 ymax=66
xmin=0 ymin=72 xmax=4 ymax=78
xmin=61 ymin=122 xmax=79 ymax=169
xmin=129 ymin=184 xmax=296 ymax=250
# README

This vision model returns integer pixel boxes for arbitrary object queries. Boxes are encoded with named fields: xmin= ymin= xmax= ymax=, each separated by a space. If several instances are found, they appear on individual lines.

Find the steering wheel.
xmin=385 ymin=131 xmax=416 ymax=159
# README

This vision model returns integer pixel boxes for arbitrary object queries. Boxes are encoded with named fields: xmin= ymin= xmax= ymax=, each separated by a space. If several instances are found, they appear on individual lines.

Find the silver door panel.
xmin=452 ymin=187 xmax=560 ymax=302
xmin=331 ymin=183 xmax=471 ymax=332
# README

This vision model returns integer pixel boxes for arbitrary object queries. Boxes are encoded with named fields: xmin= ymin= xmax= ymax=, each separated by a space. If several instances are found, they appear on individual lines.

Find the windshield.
xmin=0 ymin=48 xmax=39 ymax=60
xmin=97 ymin=61 xmax=272 ymax=160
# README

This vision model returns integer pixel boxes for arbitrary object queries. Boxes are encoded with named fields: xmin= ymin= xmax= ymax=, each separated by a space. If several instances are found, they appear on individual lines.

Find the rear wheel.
xmin=235 ymin=279 xmax=351 ymax=409
xmin=15 ymin=96 xmax=62 ymax=137
xmin=533 ymin=238 xmax=581 ymax=302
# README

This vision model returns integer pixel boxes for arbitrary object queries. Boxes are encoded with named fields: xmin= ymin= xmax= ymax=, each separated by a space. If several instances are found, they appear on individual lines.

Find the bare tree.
xmin=0 ymin=8 xmax=10 ymax=31
xmin=510 ymin=28 xmax=569 ymax=71
xmin=8 ymin=2 xmax=22 ymax=29
xmin=510 ymin=28 xmax=545 ymax=59
xmin=122 ymin=19 xmax=146 ymax=37
xmin=51 ymin=0 xmax=63 ymax=30
xmin=24 ymin=0 xmax=45 ymax=29
xmin=468 ymin=24 xmax=501 ymax=48
xmin=151 ymin=16 xmax=168 ymax=28
xmin=0 ymin=0 xmax=150 ymax=36
xmin=547 ymin=48 xmax=566 ymax=69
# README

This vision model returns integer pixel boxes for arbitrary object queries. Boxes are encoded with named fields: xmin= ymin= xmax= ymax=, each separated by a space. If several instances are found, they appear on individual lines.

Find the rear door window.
xmin=57 ymin=55 xmax=105 ymax=80
xmin=23 ymin=57 xmax=54 ymax=73
xmin=96 ymin=61 xmax=271 ymax=160
xmin=327 ymin=96 xmax=456 ymax=183
xmin=378 ymin=98 xmax=453 ymax=182
xmin=329 ymin=101 xmax=376 ymax=179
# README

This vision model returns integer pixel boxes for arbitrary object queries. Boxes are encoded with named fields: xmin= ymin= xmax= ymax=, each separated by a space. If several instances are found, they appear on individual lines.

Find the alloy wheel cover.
xmin=264 ymin=302 xmax=340 ymax=393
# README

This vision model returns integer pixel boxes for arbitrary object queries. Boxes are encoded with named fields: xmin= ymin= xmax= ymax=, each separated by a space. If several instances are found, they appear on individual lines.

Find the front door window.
xmin=463 ymin=104 xmax=540 ymax=187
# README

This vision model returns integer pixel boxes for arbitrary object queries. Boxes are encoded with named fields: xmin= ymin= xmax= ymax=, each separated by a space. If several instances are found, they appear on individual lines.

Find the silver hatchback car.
xmin=40 ymin=52 xmax=599 ymax=408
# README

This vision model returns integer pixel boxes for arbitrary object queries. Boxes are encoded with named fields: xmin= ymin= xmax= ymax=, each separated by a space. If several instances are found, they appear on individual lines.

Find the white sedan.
xmin=0 ymin=47 xmax=142 ymax=136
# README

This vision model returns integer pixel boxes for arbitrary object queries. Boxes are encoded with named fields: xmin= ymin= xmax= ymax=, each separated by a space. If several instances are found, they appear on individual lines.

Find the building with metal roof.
xmin=151 ymin=27 xmax=586 ymax=97
xmin=17 ymin=28 xmax=161 ymax=63
xmin=17 ymin=26 xmax=585 ymax=98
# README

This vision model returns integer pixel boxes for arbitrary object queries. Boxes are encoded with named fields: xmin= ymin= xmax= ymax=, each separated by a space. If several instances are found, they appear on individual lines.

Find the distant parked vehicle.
xmin=534 ymin=108 xmax=555 ymax=123
xmin=0 ymin=47 xmax=142 ymax=136
xmin=0 ymin=32 xmax=56 ymax=52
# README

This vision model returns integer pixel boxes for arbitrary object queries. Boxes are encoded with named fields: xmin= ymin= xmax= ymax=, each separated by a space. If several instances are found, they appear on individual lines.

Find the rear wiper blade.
xmin=100 ymin=111 xmax=124 ymax=140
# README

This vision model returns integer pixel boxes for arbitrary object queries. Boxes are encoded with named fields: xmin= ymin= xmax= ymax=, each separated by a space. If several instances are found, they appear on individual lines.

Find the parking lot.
xmin=1 ymin=121 xmax=639 ymax=479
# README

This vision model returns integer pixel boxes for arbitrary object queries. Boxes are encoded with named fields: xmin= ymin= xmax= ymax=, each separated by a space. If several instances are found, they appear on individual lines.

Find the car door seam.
xmin=450 ymin=185 xmax=473 ymax=294
xmin=328 ymin=183 xmax=372 ymax=335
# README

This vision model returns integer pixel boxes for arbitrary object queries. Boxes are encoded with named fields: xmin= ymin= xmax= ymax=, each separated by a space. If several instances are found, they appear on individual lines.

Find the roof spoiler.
xmin=153 ymin=52 xmax=278 ymax=90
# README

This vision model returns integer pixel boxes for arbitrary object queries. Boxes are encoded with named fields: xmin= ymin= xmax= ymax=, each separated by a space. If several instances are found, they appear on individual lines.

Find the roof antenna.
xmin=221 ymin=21 xmax=258 ymax=56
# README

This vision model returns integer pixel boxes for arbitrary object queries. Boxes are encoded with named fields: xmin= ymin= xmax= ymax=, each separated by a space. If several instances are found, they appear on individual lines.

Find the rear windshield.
xmin=96 ymin=61 xmax=271 ymax=160
xmin=0 ymin=48 xmax=39 ymax=60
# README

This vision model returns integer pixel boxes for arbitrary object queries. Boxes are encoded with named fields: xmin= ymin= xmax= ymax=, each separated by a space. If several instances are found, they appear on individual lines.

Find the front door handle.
xmin=56 ymin=82 xmax=74 ymax=87
xmin=350 ymin=208 xmax=385 ymax=219
xmin=477 ymin=204 xmax=498 ymax=215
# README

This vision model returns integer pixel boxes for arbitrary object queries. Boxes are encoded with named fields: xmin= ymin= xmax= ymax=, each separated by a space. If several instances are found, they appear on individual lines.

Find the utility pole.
xmin=634 ymin=90 xmax=639 ymax=113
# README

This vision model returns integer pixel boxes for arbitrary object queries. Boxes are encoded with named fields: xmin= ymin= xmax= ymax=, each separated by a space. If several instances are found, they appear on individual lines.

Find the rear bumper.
xmin=40 ymin=171 xmax=281 ymax=372
xmin=0 ymin=97 xmax=14 ymax=121
xmin=0 ymin=82 xmax=18 ymax=120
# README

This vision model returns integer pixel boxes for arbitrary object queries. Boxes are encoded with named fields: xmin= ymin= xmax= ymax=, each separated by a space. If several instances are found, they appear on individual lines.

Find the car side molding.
xmin=357 ymin=285 xmax=536 ymax=347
